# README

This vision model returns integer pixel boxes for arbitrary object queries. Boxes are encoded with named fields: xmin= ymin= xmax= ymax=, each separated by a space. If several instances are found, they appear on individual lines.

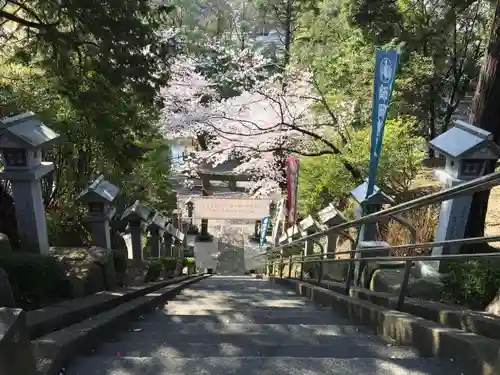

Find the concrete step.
xmin=118 ymin=323 xmax=373 ymax=336
xmin=134 ymin=313 xmax=351 ymax=325
xmin=66 ymin=356 xmax=459 ymax=375
xmin=108 ymin=331 xmax=386 ymax=346
xmin=161 ymin=306 xmax=337 ymax=315
xmin=93 ymin=340 xmax=420 ymax=359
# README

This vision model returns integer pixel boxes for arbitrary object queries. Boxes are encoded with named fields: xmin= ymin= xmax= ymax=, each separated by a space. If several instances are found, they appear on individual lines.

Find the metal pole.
xmin=300 ymin=251 xmax=304 ymax=281
xmin=288 ymin=256 xmax=292 ymax=278
xmin=397 ymin=259 xmax=413 ymax=310
xmin=279 ymin=254 xmax=284 ymax=278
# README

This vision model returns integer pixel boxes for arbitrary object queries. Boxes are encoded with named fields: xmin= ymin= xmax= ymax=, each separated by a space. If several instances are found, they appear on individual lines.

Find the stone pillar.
xmin=121 ymin=200 xmax=150 ymax=261
xmin=147 ymin=212 xmax=166 ymax=259
xmin=420 ymin=121 xmax=500 ymax=274
xmin=350 ymin=181 xmax=394 ymax=286
xmin=0 ymin=113 xmax=61 ymax=254
xmin=129 ymin=220 xmax=143 ymax=261
xmin=0 ymin=309 xmax=36 ymax=375
xmin=163 ymin=230 xmax=173 ymax=257
xmin=77 ymin=175 xmax=119 ymax=249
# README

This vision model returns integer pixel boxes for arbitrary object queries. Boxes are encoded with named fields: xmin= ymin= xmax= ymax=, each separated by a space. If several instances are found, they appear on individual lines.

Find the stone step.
xmin=93 ymin=340 xmax=419 ymax=359
xmin=108 ymin=331 xmax=385 ymax=346
xmin=66 ymin=356 xmax=459 ymax=375
xmin=118 ymin=323 xmax=373 ymax=336
xmin=160 ymin=305 xmax=336 ymax=315
xmin=135 ymin=313 xmax=350 ymax=325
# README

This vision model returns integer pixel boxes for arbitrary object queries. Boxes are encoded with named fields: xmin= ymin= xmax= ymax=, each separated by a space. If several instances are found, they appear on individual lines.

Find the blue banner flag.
xmin=260 ymin=216 xmax=270 ymax=247
xmin=366 ymin=50 xmax=399 ymax=199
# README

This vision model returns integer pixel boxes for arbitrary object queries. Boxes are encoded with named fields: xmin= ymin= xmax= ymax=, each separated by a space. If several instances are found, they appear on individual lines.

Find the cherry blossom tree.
xmin=160 ymin=42 xmax=362 ymax=195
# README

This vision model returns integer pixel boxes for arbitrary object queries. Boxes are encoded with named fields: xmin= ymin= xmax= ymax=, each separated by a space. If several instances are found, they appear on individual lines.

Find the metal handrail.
xmin=261 ymin=170 xmax=500 ymax=254
xmin=264 ymin=170 xmax=500 ymax=311
xmin=266 ymin=234 xmax=500 ymax=260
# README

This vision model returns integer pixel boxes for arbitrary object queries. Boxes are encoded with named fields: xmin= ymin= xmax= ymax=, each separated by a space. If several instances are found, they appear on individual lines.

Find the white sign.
xmin=191 ymin=197 xmax=272 ymax=220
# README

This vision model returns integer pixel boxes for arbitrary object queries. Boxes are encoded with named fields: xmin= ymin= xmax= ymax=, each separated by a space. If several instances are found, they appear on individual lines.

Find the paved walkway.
xmin=66 ymin=276 xmax=459 ymax=375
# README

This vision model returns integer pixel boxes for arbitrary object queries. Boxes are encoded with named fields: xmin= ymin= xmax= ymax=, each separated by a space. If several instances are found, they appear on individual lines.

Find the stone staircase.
xmin=65 ymin=276 xmax=459 ymax=375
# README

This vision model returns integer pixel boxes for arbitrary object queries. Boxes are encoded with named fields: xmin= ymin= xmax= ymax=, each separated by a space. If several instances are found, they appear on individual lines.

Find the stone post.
xmin=0 ymin=112 xmax=60 ymax=254
xmin=350 ymin=181 xmax=394 ymax=285
xmin=185 ymin=198 xmax=199 ymax=235
xmin=421 ymin=120 xmax=500 ymax=274
xmin=0 ymin=309 xmax=36 ymax=375
xmin=163 ymin=228 xmax=174 ymax=257
xmin=76 ymin=175 xmax=119 ymax=249
xmin=147 ymin=211 xmax=166 ymax=258
xmin=121 ymin=200 xmax=150 ymax=261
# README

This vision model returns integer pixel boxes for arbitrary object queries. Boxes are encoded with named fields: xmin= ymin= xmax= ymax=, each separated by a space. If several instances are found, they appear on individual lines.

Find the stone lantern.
xmin=317 ymin=203 xmax=347 ymax=255
xmin=350 ymin=180 xmax=395 ymax=242
xmin=121 ymin=200 xmax=151 ymax=261
xmin=76 ymin=175 xmax=119 ymax=249
xmin=147 ymin=211 xmax=166 ymax=258
xmin=184 ymin=198 xmax=199 ymax=235
xmin=0 ymin=112 xmax=60 ymax=254
xmin=350 ymin=181 xmax=393 ymax=284
xmin=424 ymin=120 xmax=500 ymax=272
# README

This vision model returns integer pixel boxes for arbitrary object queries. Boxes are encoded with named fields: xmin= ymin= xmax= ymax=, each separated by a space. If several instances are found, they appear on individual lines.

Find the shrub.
xmin=442 ymin=259 xmax=500 ymax=310
xmin=183 ymin=257 xmax=196 ymax=274
xmin=144 ymin=259 xmax=163 ymax=283
xmin=161 ymin=257 xmax=178 ymax=272
xmin=0 ymin=252 xmax=72 ymax=310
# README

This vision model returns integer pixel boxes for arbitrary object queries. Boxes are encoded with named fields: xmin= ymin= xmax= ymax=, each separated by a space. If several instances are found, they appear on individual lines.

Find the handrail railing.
xmin=263 ymin=170 xmax=500 ymax=312
xmin=260 ymin=170 xmax=500 ymax=255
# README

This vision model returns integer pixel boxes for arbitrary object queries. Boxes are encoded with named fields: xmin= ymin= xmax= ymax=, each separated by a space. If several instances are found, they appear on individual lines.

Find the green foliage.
xmin=145 ymin=256 xmax=181 ymax=282
xmin=443 ymin=259 xmax=500 ymax=310
xmin=161 ymin=257 xmax=179 ymax=271
xmin=2 ymin=0 xmax=176 ymax=108
xmin=145 ymin=259 xmax=164 ymax=283
xmin=298 ymin=118 xmax=424 ymax=216
xmin=0 ymin=252 xmax=72 ymax=310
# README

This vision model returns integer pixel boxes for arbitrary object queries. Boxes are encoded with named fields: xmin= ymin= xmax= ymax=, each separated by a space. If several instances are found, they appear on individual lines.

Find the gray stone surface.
xmin=66 ymin=276 xmax=459 ymax=375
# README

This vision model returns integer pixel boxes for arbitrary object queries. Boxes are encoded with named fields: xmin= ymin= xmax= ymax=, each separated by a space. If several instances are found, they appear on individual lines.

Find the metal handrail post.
xmin=397 ymin=259 xmax=413 ymax=310
xmin=317 ymin=257 xmax=323 ymax=285
xmin=300 ymin=251 xmax=305 ymax=280
xmin=279 ymin=254 xmax=284 ymax=278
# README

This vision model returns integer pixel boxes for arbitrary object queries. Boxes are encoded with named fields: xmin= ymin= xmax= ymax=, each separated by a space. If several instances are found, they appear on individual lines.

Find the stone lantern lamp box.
xmin=429 ymin=120 xmax=500 ymax=182
xmin=148 ymin=211 xmax=167 ymax=231
xmin=423 ymin=120 xmax=500 ymax=273
xmin=76 ymin=175 xmax=119 ymax=219
xmin=0 ymin=112 xmax=61 ymax=254
xmin=350 ymin=181 xmax=395 ymax=207
xmin=121 ymin=200 xmax=151 ymax=225
xmin=0 ymin=112 xmax=60 ymax=178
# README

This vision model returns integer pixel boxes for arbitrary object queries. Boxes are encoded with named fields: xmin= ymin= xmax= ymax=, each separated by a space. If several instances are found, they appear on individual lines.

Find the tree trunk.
xmin=463 ymin=2 xmax=500 ymax=244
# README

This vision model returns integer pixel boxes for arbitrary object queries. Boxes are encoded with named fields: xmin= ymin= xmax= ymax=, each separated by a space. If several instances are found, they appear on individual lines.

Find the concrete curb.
xmin=33 ymin=274 xmax=209 ymax=375
xmin=271 ymin=277 xmax=500 ymax=375
xmin=27 ymin=275 xmax=194 ymax=339
xmin=303 ymin=277 xmax=500 ymax=343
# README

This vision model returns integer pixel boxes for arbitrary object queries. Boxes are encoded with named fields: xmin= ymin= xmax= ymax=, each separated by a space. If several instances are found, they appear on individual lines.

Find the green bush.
xmin=0 ymin=252 xmax=72 ymax=310
xmin=161 ymin=257 xmax=178 ymax=272
xmin=144 ymin=259 xmax=163 ymax=283
xmin=442 ymin=259 xmax=500 ymax=310
xmin=183 ymin=257 xmax=195 ymax=266
xmin=183 ymin=257 xmax=196 ymax=274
